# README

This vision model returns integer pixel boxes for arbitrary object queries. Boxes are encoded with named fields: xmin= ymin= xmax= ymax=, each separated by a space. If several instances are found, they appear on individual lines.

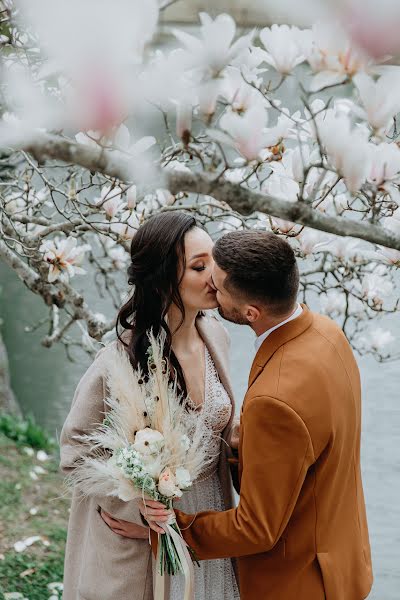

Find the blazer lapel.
xmin=248 ymin=304 xmax=314 ymax=388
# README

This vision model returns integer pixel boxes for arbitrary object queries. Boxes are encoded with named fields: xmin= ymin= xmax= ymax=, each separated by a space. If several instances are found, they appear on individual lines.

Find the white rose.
xmin=180 ymin=434 xmax=191 ymax=451
xmin=133 ymin=428 xmax=165 ymax=456
xmin=175 ymin=467 xmax=191 ymax=490
xmin=158 ymin=468 xmax=181 ymax=498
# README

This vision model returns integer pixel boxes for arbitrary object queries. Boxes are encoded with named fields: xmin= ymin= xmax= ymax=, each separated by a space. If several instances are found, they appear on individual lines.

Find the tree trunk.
xmin=0 ymin=330 xmax=21 ymax=416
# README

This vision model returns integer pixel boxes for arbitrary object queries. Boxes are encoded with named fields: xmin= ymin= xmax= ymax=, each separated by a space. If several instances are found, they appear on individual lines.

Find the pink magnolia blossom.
xmin=354 ymin=72 xmax=400 ymax=133
xmin=96 ymin=185 xmax=125 ymax=219
xmin=217 ymin=105 xmax=269 ymax=162
xmin=307 ymin=22 xmax=369 ymax=92
xmin=40 ymin=236 xmax=89 ymax=283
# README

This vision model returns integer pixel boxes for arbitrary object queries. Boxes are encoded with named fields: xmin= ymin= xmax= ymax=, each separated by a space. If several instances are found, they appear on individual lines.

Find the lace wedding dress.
xmin=169 ymin=347 xmax=240 ymax=600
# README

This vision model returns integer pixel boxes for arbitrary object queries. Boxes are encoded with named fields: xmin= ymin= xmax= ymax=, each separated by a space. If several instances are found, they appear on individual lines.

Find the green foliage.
xmin=0 ymin=551 xmax=64 ymax=600
xmin=0 ymin=413 xmax=55 ymax=451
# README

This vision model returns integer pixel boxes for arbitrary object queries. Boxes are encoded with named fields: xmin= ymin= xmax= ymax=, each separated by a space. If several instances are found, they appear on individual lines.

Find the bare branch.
xmin=22 ymin=133 xmax=400 ymax=251
xmin=166 ymin=172 xmax=400 ymax=251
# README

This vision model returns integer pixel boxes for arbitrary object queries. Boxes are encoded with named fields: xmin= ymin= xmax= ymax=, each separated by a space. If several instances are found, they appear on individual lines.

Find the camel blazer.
xmin=176 ymin=306 xmax=373 ymax=600
xmin=60 ymin=313 xmax=236 ymax=600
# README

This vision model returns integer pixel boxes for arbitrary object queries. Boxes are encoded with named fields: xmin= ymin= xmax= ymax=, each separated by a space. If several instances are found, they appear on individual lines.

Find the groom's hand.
xmin=229 ymin=416 xmax=240 ymax=450
xmin=100 ymin=509 xmax=149 ymax=539
xmin=138 ymin=499 xmax=174 ymax=535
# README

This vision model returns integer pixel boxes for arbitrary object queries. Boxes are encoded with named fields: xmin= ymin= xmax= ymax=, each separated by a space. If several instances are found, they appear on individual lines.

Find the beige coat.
xmin=176 ymin=306 xmax=373 ymax=600
xmin=60 ymin=314 xmax=235 ymax=600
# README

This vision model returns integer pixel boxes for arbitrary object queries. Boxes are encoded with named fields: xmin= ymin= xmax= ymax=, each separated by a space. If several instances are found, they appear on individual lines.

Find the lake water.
xmin=1 ymin=260 xmax=399 ymax=599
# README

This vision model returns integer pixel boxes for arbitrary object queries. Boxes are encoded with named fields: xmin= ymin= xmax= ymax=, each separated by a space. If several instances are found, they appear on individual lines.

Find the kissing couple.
xmin=61 ymin=211 xmax=373 ymax=600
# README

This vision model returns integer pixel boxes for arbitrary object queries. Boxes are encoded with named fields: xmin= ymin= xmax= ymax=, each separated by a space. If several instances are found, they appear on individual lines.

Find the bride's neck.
xmin=167 ymin=304 xmax=200 ymax=352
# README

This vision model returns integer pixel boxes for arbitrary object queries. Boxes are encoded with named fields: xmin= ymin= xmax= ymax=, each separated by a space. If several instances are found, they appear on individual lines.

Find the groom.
xmin=143 ymin=231 xmax=373 ymax=600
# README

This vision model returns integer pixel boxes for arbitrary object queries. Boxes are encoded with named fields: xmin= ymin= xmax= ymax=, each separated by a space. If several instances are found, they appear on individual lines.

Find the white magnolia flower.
xmin=354 ymin=71 xmax=400 ymax=132
xmin=359 ymin=327 xmax=395 ymax=353
xmin=105 ymin=240 xmax=129 ymax=270
xmin=263 ymin=171 xmax=299 ymax=204
xmin=75 ymin=130 xmax=103 ymax=148
xmin=259 ymin=24 xmax=313 ymax=74
xmin=174 ymin=12 xmax=254 ymax=81
xmin=263 ymin=110 xmax=296 ymax=148
xmin=96 ymin=185 xmax=125 ymax=219
xmin=361 ymin=273 xmax=393 ymax=306
xmin=175 ymin=467 xmax=192 ymax=490
xmin=110 ymin=209 xmax=140 ymax=240
xmin=307 ymin=22 xmax=369 ymax=92
xmin=158 ymin=468 xmax=182 ymax=498
xmin=296 ymin=228 xmax=330 ymax=255
xmin=216 ymin=104 xmax=269 ymax=162
xmin=368 ymin=143 xmax=400 ymax=186
xmin=320 ymin=290 xmax=347 ymax=317
xmin=271 ymin=218 xmax=297 ymax=234
xmin=126 ymin=185 xmax=137 ymax=209
xmin=40 ymin=236 xmax=89 ymax=283
xmin=318 ymin=112 xmax=371 ymax=193
xmin=221 ymin=66 xmax=263 ymax=113
xmin=324 ymin=236 xmax=362 ymax=262
xmin=133 ymin=428 xmax=164 ymax=456
xmin=371 ymin=246 xmax=400 ymax=266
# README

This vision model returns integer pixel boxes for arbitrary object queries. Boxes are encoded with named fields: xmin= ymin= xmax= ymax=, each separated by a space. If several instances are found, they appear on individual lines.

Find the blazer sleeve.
xmin=175 ymin=395 xmax=315 ymax=558
xmin=59 ymin=348 xmax=145 ymax=526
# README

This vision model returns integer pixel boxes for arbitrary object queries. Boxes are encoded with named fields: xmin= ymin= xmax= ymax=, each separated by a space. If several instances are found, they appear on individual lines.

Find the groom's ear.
xmin=245 ymin=305 xmax=260 ymax=323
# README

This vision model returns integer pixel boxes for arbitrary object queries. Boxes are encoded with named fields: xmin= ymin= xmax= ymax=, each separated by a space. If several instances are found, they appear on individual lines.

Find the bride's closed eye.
xmin=192 ymin=265 xmax=206 ymax=272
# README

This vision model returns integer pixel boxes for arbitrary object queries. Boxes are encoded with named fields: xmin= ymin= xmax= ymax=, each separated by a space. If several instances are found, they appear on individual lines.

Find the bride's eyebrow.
xmin=190 ymin=252 xmax=208 ymax=260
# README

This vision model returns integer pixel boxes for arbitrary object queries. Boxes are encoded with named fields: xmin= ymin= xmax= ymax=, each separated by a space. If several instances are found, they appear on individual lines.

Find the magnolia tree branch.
xmin=0 ymin=237 xmax=114 ymax=342
xmin=166 ymin=172 xmax=400 ymax=251
xmin=24 ymin=133 xmax=400 ymax=251
xmin=26 ymin=133 xmax=133 ymax=181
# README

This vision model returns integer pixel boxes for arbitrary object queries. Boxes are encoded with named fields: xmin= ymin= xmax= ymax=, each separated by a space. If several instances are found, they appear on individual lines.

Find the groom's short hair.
xmin=213 ymin=231 xmax=299 ymax=316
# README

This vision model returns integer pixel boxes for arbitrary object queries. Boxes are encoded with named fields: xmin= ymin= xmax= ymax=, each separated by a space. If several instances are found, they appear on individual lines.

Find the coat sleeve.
xmin=59 ymin=348 xmax=145 ymax=526
xmin=175 ymin=395 xmax=315 ymax=558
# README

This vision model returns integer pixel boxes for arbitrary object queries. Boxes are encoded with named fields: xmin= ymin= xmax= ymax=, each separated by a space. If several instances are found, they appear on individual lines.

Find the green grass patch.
xmin=0 ymin=432 xmax=69 ymax=599
xmin=0 ymin=413 xmax=55 ymax=451
xmin=0 ymin=550 xmax=64 ymax=600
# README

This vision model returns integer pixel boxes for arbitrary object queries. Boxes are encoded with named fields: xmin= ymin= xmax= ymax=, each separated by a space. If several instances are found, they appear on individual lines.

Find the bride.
xmin=60 ymin=211 xmax=239 ymax=600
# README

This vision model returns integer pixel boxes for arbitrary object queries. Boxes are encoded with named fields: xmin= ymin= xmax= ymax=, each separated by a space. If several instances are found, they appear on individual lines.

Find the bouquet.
xmin=68 ymin=332 xmax=214 ymax=598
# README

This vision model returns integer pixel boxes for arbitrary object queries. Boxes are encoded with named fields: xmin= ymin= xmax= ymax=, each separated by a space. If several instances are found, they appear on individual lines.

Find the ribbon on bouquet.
xmin=154 ymin=515 xmax=194 ymax=600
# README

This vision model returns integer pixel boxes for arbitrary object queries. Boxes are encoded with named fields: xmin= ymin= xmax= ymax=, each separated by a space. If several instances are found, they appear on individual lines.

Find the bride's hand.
xmin=139 ymin=499 xmax=174 ymax=535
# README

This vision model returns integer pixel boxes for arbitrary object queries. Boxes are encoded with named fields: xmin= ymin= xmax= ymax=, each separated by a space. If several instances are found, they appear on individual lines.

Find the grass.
xmin=0 ymin=414 xmax=55 ymax=452
xmin=0 ymin=425 xmax=69 ymax=600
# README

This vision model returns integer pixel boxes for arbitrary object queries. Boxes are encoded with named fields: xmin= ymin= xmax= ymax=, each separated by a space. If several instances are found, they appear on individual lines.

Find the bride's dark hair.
xmin=116 ymin=211 xmax=198 ymax=395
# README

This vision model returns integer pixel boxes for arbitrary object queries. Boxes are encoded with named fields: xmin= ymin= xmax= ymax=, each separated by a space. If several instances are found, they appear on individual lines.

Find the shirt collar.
xmin=254 ymin=303 xmax=303 ymax=353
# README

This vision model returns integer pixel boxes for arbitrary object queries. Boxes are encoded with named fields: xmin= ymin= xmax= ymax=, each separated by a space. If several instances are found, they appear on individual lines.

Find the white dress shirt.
xmin=254 ymin=303 xmax=303 ymax=353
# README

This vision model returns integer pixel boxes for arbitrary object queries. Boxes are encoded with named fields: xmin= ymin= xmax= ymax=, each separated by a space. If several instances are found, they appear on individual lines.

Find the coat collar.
xmin=248 ymin=304 xmax=313 ymax=388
